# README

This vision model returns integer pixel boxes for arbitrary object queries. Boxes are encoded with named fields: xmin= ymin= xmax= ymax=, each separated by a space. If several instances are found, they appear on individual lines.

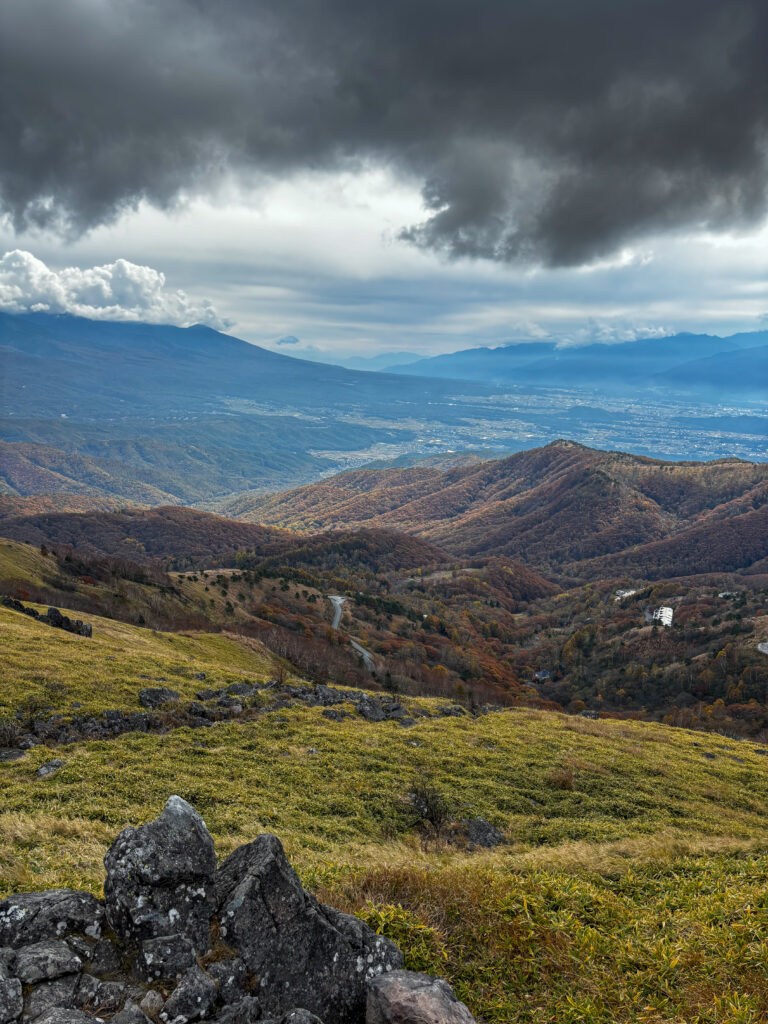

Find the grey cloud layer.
xmin=1 ymin=0 xmax=766 ymax=265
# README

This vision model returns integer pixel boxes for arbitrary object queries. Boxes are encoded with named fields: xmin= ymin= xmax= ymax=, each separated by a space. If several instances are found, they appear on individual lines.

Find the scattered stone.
xmin=35 ymin=761 xmax=64 ymax=779
xmin=104 ymin=796 xmax=216 ymax=953
xmin=367 ymin=970 xmax=476 ymax=1024
xmin=278 ymin=1013 xmax=324 ymax=1024
xmin=0 ymin=891 xmax=103 ymax=947
xmin=14 ymin=941 xmax=82 ymax=983
xmin=138 ymin=688 xmax=179 ymax=710
xmin=0 ymin=751 xmax=24 ymax=763
xmin=701 ymin=752 xmax=716 ymax=760
xmin=225 ymin=684 xmax=254 ymax=697
xmin=215 ymin=834 xmax=402 ymax=1024
xmin=138 ymin=990 xmax=164 ymax=1019
xmin=463 ymin=818 xmax=505 ymax=849
xmin=159 ymin=965 xmax=215 ymax=1024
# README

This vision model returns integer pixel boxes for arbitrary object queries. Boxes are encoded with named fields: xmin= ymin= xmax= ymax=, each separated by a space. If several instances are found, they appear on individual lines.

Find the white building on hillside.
xmin=652 ymin=606 xmax=674 ymax=627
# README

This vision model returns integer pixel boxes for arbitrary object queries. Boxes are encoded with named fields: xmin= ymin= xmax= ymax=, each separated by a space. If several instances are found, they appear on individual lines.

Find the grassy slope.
xmin=2 ymin=606 xmax=768 ymax=1022
xmin=0 ymin=604 xmax=273 ymax=717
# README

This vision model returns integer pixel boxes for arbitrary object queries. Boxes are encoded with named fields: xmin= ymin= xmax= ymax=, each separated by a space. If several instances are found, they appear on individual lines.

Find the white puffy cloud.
xmin=0 ymin=250 xmax=230 ymax=329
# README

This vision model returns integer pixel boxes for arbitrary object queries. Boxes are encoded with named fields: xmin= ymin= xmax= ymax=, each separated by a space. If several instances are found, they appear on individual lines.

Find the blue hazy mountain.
xmin=389 ymin=331 xmax=768 ymax=394
xmin=1 ymin=312 xmax=765 ymax=505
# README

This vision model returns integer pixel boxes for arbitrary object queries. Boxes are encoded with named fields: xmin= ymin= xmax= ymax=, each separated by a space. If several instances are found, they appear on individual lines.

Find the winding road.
xmin=328 ymin=595 xmax=346 ymax=630
xmin=327 ymin=594 xmax=375 ymax=671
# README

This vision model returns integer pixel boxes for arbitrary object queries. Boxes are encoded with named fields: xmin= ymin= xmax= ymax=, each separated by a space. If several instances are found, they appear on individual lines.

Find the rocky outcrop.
xmin=0 ymin=598 xmax=92 ymax=638
xmin=0 ymin=799 xmax=475 ymax=1024
xmin=3 ymin=682 xmax=478 ymax=755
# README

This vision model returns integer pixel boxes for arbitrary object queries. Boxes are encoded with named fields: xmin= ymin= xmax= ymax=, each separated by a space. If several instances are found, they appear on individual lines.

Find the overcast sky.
xmin=0 ymin=0 xmax=766 ymax=357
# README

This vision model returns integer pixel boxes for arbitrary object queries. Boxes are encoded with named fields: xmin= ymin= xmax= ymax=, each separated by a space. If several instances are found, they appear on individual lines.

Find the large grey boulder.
xmin=103 ymin=797 xmax=216 ymax=952
xmin=0 ymin=892 xmax=103 ymax=948
xmin=215 ymin=835 xmax=402 ymax=1024
xmin=14 ymin=942 xmax=81 ymax=984
xmin=366 ymin=970 xmax=476 ymax=1024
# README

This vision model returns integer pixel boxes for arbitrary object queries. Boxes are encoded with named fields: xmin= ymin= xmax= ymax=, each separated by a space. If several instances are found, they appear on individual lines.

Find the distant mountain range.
xmin=1 ymin=313 xmax=765 ymax=506
xmin=226 ymin=440 xmax=768 ymax=581
xmin=389 ymin=330 xmax=768 ymax=396
xmin=0 ymin=312 xmax=495 ymax=500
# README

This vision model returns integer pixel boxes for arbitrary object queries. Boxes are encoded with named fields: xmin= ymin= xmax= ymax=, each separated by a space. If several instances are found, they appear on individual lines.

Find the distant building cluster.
xmin=615 ymin=588 xmax=638 ymax=602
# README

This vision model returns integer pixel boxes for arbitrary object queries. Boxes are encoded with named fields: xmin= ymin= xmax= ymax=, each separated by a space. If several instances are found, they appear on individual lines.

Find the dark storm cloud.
xmin=1 ymin=0 xmax=766 ymax=265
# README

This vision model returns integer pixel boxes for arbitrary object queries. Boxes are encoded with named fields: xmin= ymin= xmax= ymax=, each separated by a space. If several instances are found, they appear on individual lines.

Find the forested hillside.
xmin=233 ymin=441 xmax=768 ymax=580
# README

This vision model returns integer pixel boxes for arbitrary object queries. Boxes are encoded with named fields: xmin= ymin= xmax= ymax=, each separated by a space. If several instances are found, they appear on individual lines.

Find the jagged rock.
xmin=463 ymin=818 xmax=505 ymax=849
xmin=205 ymin=959 xmax=247 ymax=1005
xmin=138 ymin=689 xmax=179 ymax=710
xmin=159 ymin=965 xmax=215 ymax=1024
xmin=211 ymin=997 xmax=261 ymax=1024
xmin=34 ymin=761 xmax=64 ymax=779
xmin=138 ymin=990 xmax=164 ymax=1019
xmin=136 ymin=935 xmax=196 ymax=981
xmin=215 ymin=834 xmax=402 ymax=1024
xmin=76 ymin=974 xmax=125 ymax=1013
xmin=35 ymin=1012 xmax=101 ymax=1024
xmin=0 ymin=976 xmax=22 ymax=1024
xmin=366 ymin=970 xmax=476 ymax=1024
xmin=0 ymin=891 xmax=103 ymax=948
xmin=110 ymin=1001 xmax=151 ymax=1024
xmin=14 ymin=941 xmax=82 ymax=984
xmin=104 ymin=797 xmax=216 ymax=952
xmin=24 ymin=974 xmax=80 ymax=1021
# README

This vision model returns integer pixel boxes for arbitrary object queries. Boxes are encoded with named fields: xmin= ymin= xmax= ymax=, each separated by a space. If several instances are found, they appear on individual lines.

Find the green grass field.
xmin=2 ymin=603 xmax=768 ymax=1023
